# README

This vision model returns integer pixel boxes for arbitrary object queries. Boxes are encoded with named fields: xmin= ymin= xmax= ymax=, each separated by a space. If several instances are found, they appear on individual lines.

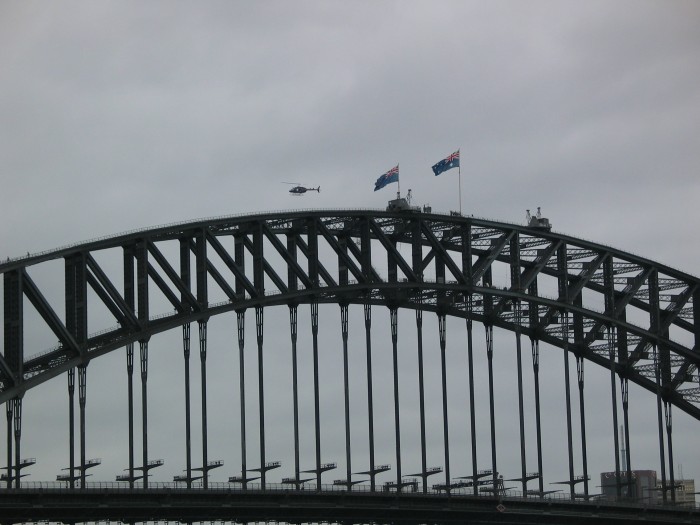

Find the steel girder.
xmin=2 ymin=210 xmax=699 ymax=419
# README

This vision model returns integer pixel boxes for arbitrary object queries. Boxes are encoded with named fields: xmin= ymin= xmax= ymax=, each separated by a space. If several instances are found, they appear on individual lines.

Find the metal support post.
xmin=608 ymin=326 xmax=622 ymax=499
xmin=416 ymin=306 xmax=427 ymax=493
xmin=653 ymin=344 xmax=667 ymax=503
xmin=126 ymin=344 xmax=135 ymax=488
xmin=289 ymin=306 xmax=300 ymax=489
xmin=562 ymin=316 xmax=575 ymax=500
xmin=621 ymin=377 xmax=632 ymax=498
xmin=311 ymin=301 xmax=321 ymax=489
xmin=485 ymin=325 xmax=497 ymax=489
xmin=665 ymin=402 xmax=676 ymax=503
xmin=182 ymin=324 xmax=192 ymax=488
xmin=140 ymin=340 xmax=149 ymax=489
xmin=68 ymin=367 xmax=75 ymax=489
xmin=438 ymin=313 xmax=450 ymax=491
xmin=236 ymin=311 xmax=248 ymax=489
xmin=255 ymin=306 xmax=266 ymax=489
xmin=199 ymin=320 xmax=209 ymax=489
xmin=341 ymin=305 xmax=352 ymax=488
xmin=531 ymin=339 xmax=544 ymax=496
xmin=576 ymin=356 xmax=589 ymax=497
xmin=78 ymin=365 xmax=87 ymax=489
xmin=364 ymin=302 xmax=376 ymax=491
xmin=514 ymin=302 xmax=527 ymax=495
xmin=466 ymin=299 xmax=478 ymax=496
xmin=5 ymin=402 xmax=12 ymax=488
xmin=12 ymin=398 xmax=22 ymax=489
xmin=390 ymin=307 xmax=402 ymax=490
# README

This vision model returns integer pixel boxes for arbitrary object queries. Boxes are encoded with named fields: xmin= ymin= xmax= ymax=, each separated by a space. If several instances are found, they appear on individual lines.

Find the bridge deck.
xmin=1 ymin=486 xmax=698 ymax=524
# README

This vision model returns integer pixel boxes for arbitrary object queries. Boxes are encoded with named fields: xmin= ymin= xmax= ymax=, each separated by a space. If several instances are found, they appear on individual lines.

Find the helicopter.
xmin=284 ymin=182 xmax=320 ymax=195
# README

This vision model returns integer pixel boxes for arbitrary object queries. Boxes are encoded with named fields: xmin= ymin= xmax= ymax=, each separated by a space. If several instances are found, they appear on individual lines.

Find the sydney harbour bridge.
xmin=1 ymin=207 xmax=699 ymax=524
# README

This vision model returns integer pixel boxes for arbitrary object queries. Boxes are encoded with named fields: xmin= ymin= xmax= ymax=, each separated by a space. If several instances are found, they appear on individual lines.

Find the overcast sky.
xmin=1 ymin=0 xmax=700 ymax=497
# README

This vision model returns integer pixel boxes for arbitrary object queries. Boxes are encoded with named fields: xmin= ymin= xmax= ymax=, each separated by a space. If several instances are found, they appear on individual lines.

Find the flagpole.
xmin=458 ymin=151 xmax=462 ymax=215
xmin=398 ymin=163 xmax=400 ymax=197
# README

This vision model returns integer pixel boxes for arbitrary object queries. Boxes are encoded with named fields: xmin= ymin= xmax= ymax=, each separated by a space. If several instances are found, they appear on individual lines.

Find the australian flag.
xmin=432 ymin=150 xmax=460 ymax=176
xmin=374 ymin=164 xmax=399 ymax=191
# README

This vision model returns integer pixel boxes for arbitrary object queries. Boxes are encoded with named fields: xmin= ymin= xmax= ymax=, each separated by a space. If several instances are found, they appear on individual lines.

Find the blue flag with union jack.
xmin=432 ymin=150 xmax=460 ymax=176
xmin=374 ymin=165 xmax=399 ymax=191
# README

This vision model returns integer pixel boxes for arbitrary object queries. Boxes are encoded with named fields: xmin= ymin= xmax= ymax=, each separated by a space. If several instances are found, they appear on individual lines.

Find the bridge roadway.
xmin=1 ymin=483 xmax=699 ymax=524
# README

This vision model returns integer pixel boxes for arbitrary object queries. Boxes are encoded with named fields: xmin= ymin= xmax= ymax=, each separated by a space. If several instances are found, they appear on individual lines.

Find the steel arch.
xmin=2 ymin=209 xmax=699 ymax=419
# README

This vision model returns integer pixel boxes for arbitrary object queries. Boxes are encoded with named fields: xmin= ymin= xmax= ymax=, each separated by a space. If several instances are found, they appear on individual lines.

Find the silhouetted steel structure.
xmin=1 ymin=209 xmax=699 ymax=523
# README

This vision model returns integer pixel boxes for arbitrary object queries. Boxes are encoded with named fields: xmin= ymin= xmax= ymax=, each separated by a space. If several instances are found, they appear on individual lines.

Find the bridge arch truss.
xmin=2 ymin=209 xmax=699 ymax=514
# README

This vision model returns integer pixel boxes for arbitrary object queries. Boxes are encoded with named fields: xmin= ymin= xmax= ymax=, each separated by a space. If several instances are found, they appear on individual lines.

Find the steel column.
xmin=289 ymin=306 xmax=300 ymax=489
xmin=68 ymin=368 xmax=75 ymax=489
xmin=182 ymin=324 xmax=192 ymax=488
xmin=416 ymin=306 xmax=428 ymax=493
xmin=78 ymin=365 xmax=87 ymax=488
xmin=341 ymin=304 xmax=352 ymax=488
xmin=514 ymin=304 xmax=527 ymax=495
xmin=485 ymin=325 xmax=497 ymax=490
xmin=139 ymin=340 xmax=149 ymax=489
xmin=466 ymin=298 xmax=478 ymax=496
xmin=438 ymin=314 xmax=450 ymax=491
xmin=665 ymin=402 xmax=676 ymax=503
xmin=563 ymin=326 xmax=576 ymax=500
xmin=199 ymin=320 xmax=209 ymax=489
xmin=12 ymin=398 xmax=21 ymax=489
xmin=531 ymin=338 xmax=544 ymax=496
xmin=5 ymin=402 xmax=11 ymax=488
xmin=576 ymin=356 xmax=589 ymax=498
xmin=125 ymin=344 xmax=135 ymax=488
xmin=654 ymin=342 xmax=667 ymax=504
xmin=608 ymin=326 xmax=622 ymax=499
xmin=390 ymin=307 xmax=402 ymax=489
xmin=621 ymin=378 xmax=632 ymax=498
xmin=311 ymin=301 xmax=321 ymax=488
xmin=255 ymin=306 xmax=266 ymax=488
xmin=236 ymin=310 xmax=247 ymax=489
xmin=364 ymin=302 xmax=376 ymax=491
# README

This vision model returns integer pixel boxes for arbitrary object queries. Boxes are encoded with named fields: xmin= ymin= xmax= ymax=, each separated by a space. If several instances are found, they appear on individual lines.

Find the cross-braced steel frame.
xmin=2 ymin=209 xmax=699 ymax=517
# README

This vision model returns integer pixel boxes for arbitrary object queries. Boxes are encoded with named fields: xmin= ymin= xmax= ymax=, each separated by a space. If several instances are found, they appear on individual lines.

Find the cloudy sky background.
xmin=2 ymin=0 xmax=700 ymax=497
